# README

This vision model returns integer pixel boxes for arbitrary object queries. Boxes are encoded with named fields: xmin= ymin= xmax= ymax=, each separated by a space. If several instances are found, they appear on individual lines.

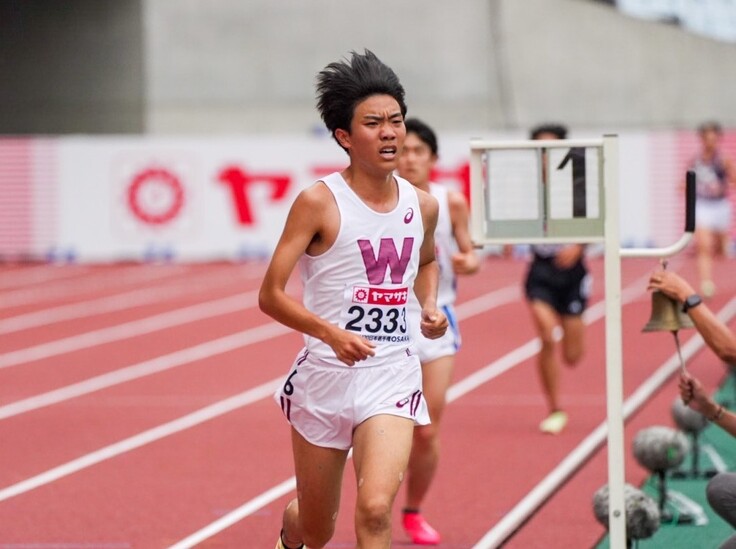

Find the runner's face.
xmin=338 ymin=95 xmax=405 ymax=174
xmin=700 ymin=129 xmax=720 ymax=153
xmin=397 ymin=132 xmax=436 ymax=188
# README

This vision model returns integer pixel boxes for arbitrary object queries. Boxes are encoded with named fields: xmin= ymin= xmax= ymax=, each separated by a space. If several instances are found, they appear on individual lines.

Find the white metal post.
xmin=603 ymin=134 xmax=626 ymax=548
xmin=467 ymin=136 xmax=694 ymax=548
xmin=469 ymin=148 xmax=485 ymax=245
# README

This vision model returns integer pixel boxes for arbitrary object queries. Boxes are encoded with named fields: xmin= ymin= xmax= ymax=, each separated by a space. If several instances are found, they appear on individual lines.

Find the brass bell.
xmin=642 ymin=291 xmax=695 ymax=333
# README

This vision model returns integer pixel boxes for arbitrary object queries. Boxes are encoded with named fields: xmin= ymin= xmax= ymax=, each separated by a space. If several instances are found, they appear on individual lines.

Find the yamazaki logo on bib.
xmin=352 ymin=287 xmax=409 ymax=305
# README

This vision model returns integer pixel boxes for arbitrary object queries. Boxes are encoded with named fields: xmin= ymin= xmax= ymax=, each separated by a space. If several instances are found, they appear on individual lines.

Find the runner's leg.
xmin=283 ymin=427 xmax=349 ymax=549
xmin=352 ymin=414 xmax=415 ymax=548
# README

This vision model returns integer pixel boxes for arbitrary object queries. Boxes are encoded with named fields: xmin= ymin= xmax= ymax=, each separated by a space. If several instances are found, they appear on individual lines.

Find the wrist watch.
xmin=682 ymin=294 xmax=703 ymax=313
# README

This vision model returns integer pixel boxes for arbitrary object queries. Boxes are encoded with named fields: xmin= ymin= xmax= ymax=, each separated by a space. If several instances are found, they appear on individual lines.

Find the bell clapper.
xmin=673 ymin=330 xmax=688 ymax=376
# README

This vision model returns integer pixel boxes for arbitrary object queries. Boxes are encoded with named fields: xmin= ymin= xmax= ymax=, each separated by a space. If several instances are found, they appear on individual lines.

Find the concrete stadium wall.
xmin=0 ymin=0 xmax=145 ymax=134
xmin=497 ymin=0 xmax=736 ymax=131
xmin=143 ymin=0 xmax=502 ymax=134
xmin=2 ymin=0 xmax=734 ymax=135
xmin=145 ymin=0 xmax=736 ymax=135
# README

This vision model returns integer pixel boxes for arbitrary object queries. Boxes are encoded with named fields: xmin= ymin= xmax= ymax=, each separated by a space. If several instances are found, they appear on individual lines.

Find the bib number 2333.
xmin=341 ymin=286 xmax=409 ymax=343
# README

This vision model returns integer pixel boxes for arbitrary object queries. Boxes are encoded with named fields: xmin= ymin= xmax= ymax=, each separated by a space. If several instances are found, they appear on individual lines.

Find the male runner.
xmin=260 ymin=50 xmax=448 ymax=549
xmin=397 ymin=117 xmax=480 ymax=544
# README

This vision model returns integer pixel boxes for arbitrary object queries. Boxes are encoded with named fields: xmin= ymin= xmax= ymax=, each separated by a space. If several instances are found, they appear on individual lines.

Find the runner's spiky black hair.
xmin=316 ymin=49 xmax=407 ymax=151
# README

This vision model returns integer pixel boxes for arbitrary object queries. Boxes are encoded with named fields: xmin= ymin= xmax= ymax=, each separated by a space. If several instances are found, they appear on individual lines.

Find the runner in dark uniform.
xmin=524 ymin=124 xmax=591 ymax=435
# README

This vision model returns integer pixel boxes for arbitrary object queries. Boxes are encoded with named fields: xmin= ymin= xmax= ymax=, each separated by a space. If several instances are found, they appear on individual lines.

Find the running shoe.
xmin=540 ymin=410 xmax=568 ymax=434
xmin=403 ymin=510 xmax=441 ymax=545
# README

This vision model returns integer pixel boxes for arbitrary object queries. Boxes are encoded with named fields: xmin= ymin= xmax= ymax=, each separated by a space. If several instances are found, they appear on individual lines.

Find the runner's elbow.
xmin=258 ymin=286 xmax=277 ymax=316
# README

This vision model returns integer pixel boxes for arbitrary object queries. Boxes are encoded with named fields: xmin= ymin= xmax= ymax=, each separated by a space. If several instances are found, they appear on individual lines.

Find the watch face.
xmin=685 ymin=295 xmax=702 ymax=311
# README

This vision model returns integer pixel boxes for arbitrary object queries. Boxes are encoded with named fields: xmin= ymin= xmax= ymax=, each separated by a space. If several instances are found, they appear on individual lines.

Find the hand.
xmin=452 ymin=252 xmax=480 ymax=275
xmin=324 ymin=328 xmax=376 ymax=367
xmin=420 ymin=307 xmax=448 ymax=340
xmin=679 ymin=372 xmax=716 ymax=415
xmin=647 ymin=270 xmax=695 ymax=302
xmin=553 ymin=245 xmax=583 ymax=270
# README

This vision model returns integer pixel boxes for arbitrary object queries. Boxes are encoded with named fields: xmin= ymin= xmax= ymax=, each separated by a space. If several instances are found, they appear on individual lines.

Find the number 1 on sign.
xmin=548 ymin=147 xmax=599 ymax=220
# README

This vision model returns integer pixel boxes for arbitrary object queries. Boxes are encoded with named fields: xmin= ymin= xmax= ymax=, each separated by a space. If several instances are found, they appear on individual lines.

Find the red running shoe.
xmin=402 ymin=510 xmax=441 ymax=545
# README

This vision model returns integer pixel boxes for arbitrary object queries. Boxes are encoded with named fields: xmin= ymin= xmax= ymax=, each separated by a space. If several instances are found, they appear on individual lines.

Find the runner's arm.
xmin=448 ymin=189 xmax=480 ymax=275
xmin=259 ymin=186 xmax=375 ymax=365
xmin=414 ymin=190 xmax=447 ymax=339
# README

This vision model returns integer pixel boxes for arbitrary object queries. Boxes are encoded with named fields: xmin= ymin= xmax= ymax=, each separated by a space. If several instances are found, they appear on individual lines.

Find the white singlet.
xmin=430 ymin=183 xmax=458 ymax=308
xmin=299 ymin=172 xmax=425 ymax=367
xmin=409 ymin=183 xmax=461 ymax=363
xmin=274 ymin=172 xmax=431 ymax=449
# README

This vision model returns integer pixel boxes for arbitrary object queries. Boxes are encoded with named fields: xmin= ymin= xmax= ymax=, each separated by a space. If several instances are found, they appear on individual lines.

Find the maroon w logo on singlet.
xmin=358 ymin=238 xmax=414 ymax=284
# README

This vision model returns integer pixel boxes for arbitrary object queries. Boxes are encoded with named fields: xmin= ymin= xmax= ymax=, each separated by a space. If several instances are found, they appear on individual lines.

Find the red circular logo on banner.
xmin=127 ymin=168 xmax=185 ymax=225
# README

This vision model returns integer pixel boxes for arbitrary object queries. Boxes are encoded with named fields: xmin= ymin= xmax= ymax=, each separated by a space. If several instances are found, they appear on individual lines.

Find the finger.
xmin=357 ymin=337 xmax=375 ymax=350
xmin=681 ymin=380 xmax=693 ymax=396
xmin=352 ymin=346 xmax=367 ymax=359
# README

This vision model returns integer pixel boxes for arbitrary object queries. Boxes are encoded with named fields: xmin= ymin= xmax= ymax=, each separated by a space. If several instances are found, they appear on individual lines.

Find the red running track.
xmin=1 ymin=255 xmax=734 ymax=548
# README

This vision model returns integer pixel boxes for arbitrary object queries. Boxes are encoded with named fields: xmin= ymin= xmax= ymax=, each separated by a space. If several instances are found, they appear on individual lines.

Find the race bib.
xmin=340 ymin=285 xmax=410 ymax=344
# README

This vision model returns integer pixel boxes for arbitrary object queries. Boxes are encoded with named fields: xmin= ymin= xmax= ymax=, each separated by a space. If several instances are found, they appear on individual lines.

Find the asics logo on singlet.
xmin=358 ymin=238 xmax=415 ymax=284
xmin=404 ymin=207 xmax=414 ymax=224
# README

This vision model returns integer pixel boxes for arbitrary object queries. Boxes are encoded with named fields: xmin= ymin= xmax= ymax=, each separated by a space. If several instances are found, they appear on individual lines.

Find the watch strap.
xmin=682 ymin=294 xmax=703 ymax=313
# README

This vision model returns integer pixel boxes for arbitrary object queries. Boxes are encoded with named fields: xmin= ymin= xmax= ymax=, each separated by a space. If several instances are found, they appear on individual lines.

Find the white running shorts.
xmin=274 ymin=349 xmax=430 ymax=450
xmin=696 ymin=199 xmax=732 ymax=232
xmin=411 ymin=304 xmax=460 ymax=363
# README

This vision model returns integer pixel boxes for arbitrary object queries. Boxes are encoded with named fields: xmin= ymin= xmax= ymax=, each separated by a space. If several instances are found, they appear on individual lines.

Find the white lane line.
xmin=0 ymin=267 xmax=261 ymax=335
xmin=471 ymin=295 xmax=736 ymax=549
xmin=0 ymin=322 xmax=291 ymax=420
xmin=454 ymin=285 xmax=520 ymax=319
xmin=168 ymin=478 xmax=299 ymax=549
xmin=447 ymin=277 xmax=645 ymax=402
xmin=702 ymin=443 xmax=728 ymax=473
xmin=0 ymin=292 xmax=259 ymax=370
xmin=0 ymin=284 xmax=521 ymax=504
xmin=0 ymin=380 xmax=281 ymax=503
xmin=0 ymin=266 xmax=190 ymax=310
xmin=167 ymin=277 xmax=650 ymax=548
xmin=0 ymin=284 xmax=521 ymax=419
xmin=667 ymin=490 xmax=709 ymax=526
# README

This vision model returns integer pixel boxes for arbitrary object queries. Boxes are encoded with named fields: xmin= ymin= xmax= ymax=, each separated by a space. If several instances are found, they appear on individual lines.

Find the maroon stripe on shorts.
xmin=280 ymin=396 xmax=292 ymax=421
xmin=296 ymin=350 xmax=309 ymax=366
xmin=410 ymin=390 xmax=422 ymax=417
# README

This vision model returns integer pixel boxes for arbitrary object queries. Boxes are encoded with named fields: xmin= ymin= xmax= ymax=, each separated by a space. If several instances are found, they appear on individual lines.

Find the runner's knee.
xmin=356 ymin=495 xmax=392 ymax=536
xmin=538 ymin=330 xmax=556 ymax=348
xmin=413 ymin=423 xmax=439 ymax=450
xmin=563 ymin=345 xmax=584 ymax=366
